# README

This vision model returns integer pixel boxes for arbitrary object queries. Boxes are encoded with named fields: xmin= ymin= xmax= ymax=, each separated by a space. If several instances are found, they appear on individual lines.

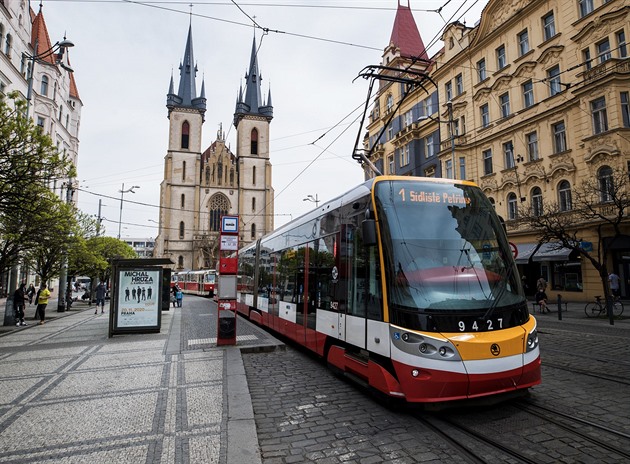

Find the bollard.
xmin=557 ymin=294 xmax=562 ymax=321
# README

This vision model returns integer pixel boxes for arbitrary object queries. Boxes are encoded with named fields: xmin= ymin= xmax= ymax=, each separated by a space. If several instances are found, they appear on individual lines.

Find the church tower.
xmin=234 ymin=37 xmax=274 ymax=245
xmin=155 ymin=24 xmax=206 ymax=270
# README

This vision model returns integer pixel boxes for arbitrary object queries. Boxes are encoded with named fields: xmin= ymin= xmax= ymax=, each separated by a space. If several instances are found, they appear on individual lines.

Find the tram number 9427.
xmin=458 ymin=318 xmax=504 ymax=332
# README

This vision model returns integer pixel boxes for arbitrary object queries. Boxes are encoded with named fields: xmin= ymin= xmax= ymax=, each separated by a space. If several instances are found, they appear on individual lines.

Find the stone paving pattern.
xmin=0 ymin=296 xmax=278 ymax=464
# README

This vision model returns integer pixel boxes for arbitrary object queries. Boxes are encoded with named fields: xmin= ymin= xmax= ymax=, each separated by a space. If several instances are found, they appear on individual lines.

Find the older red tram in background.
xmin=171 ymin=269 xmax=216 ymax=297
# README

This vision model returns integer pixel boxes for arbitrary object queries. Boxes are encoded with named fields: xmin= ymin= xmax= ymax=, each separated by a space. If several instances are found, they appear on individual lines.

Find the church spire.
xmin=167 ymin=24 xmax=206 ymax=117
xmin=234 ymin=36 xmax=273 ymax=127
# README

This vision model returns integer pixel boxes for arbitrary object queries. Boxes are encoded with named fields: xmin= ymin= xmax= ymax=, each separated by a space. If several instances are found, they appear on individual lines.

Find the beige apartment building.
xmin=364 ymin=0 xmax=629 ymax=302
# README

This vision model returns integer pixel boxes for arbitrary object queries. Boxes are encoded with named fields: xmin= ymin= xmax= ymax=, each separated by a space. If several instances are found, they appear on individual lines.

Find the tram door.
xmin=345 ymin=221 xmax=370 ymax=350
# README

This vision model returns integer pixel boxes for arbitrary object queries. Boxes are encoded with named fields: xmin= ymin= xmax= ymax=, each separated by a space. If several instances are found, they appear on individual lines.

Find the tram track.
xmin=543 ymin=360 xmax=630 ymax=386
xmin=417 ymin=413 xmax=540 ymax=464
xmin=514 ymin=400 xmax=630 ymax=460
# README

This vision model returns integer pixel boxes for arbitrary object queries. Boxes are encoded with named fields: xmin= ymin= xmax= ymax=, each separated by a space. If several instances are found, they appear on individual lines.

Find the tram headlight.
xmin=526 ymin=329 xmax=539 ymax=352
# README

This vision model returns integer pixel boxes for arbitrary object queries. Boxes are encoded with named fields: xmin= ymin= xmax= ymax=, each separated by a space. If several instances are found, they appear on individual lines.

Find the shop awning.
xmin=531 ymin=242 xmax=573 ymax=261
xmin=514 ymin=243 xmax=539 ymax=264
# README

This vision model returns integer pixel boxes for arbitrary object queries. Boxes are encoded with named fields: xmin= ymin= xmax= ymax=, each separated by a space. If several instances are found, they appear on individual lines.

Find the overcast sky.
xmin=42 ymin=0 xmax=489 ymax=240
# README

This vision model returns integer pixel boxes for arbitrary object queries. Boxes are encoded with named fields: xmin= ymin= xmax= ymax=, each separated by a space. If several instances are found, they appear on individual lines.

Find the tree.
xmin=517 ymin=167 xmax=630 ymax=323
xmin=23 ymin=194 xmax=78 ymax=283
xmin=0 ymin=93 xmax=74 ymax=277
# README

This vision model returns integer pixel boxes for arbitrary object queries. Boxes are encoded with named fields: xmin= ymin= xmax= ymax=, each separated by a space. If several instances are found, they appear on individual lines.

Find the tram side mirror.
xmin=362 ymin=219 xmax=377 ymax=247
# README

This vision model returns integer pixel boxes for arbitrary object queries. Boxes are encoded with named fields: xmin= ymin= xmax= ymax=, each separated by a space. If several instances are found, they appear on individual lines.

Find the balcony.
xmin=581 ymin=58 xmax=630 ymax=86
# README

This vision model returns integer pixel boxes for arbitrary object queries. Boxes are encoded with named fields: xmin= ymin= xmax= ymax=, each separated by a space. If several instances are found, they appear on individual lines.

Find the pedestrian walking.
xmin=609 ymin=272 xmax=621 ymax=299
xmin=26 ymin=283 xmax=36 ymax=305
xmin=176 ymin=288 xmax=183 ymax=308
xmin=35 ymin=283 xmax=51 ymax=325
xmin=13 ymin=282 xmax=27 ymax=326
xmin=95 ymin=282 xmax=106 ymax=314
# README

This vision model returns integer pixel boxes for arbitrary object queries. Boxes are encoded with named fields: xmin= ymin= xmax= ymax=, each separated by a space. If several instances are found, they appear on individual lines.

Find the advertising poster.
xmin=116 ymin=268 xmax=161 ymax=328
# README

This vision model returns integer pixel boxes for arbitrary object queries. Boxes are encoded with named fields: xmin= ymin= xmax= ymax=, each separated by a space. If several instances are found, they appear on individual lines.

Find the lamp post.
xmin=25 ymin=38 xmax=74 ymax=118
xmin=303 ymin=194 xmax=320 ymax=207
xmin=418 ymin=100 xmax=458 ymax=180
xmin=118 ymin=183 xmax=140 ymax=239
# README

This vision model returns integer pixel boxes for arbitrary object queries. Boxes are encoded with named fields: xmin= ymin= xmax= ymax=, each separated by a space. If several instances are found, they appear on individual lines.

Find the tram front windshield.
xmin=374 ymin=180 xmax=524 ymax=316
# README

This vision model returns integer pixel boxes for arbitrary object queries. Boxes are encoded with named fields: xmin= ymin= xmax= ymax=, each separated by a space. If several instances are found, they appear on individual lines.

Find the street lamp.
xmin=303 ymin=194 xmax=320 ymax=207
xmin=24 ymin=38 xmax=74 ymax=118
xmin=418 ymin=100 xmax=457 ymax=180
xmin=118 ymin=183 xmax=140 ymax=239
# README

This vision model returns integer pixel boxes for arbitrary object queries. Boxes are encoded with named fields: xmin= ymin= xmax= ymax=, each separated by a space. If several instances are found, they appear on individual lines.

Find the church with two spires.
xmin=154 ymin=25 xmax=274 ymax=270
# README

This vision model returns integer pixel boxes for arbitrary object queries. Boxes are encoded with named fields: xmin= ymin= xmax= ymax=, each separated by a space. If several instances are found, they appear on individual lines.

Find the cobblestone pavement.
xmin=0 ymin=296 xmax=281 ymax=464
xmin=242 ymin=304 xmax=630 ymax=463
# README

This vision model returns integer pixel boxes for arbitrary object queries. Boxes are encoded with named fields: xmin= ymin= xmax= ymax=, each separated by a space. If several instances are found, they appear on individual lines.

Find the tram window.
xmin=279 ymin=247 xmax=300 ymax=304
xmin=349 ymin=218 xmax=382 ymax=320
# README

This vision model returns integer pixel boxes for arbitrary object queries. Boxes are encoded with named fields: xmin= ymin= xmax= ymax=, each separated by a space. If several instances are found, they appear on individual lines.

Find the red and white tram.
xmin=172 ymin=269 xmax=216 ymax=297
xmin=235 ymin=176 xmax=541 ymax=405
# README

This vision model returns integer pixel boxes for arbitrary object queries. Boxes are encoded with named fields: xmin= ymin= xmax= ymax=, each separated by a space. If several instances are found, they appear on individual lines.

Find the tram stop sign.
xmin=509 ymin=242 xmax=518 ymax=259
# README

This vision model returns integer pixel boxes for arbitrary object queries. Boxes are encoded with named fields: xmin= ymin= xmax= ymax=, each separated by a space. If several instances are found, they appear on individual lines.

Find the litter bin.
xmin=217 ymin=310 xmax=236 ymax=345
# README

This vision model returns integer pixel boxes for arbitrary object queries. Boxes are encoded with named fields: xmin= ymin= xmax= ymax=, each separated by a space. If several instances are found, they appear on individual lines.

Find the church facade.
xmin=154 ymin=26 xmax=274 ymax=271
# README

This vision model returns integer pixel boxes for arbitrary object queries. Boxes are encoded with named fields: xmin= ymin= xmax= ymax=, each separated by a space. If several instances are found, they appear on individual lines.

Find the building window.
xmin=598 ymin=166 xmax=614 ymax=203
xmin=444 ymin=159 xmax=453 ymax=179
xmin=483 ymin=149 xmax=493 ymax=175
xmin=583 ymin=48 xmax=592 ymax=70
xmin=526 ymin=132 xmax=539 ymax=161
xmin=454 ymin=74 xmax=463 ymax=96
xmin=542 ymin=12 xmax=556 ymax=41
xmin=182 ymin=161 xmax=186 ymax=181
xmin=426 ymin=132 xmax=438 ymax=158
xmin=178 ymin=256 xmax=184 ymax=269
xmin=181 ymin=121 xmax=190 ymax=149
xmin=252 ymin=165 xmax=256 ymax=185
xmin=617 ymin=30 xmax=627 ymax=58
xmin=459 ymin=156 xmax=466 ymax=180
xmin=548 ymin=65 xmax=561 ymax=96
xmin=597 ymin=39 xmax=611 ymax=64
xmin=180 ymin=194 xmax=185 ymax=209
xmin=552 ymin=121 xmax=567 ymax=153
xmin=522 ymin=80 xmax=534 ymax=108
xmin=40 ymin=75 xmax=49 ymax=96
xmin=4 ymin=34 xmax=11 ymax=57
xmin=251 ymin=223 xmax=256 ymax=240
xmin=388 ymin=154 xmax=394 ymax=174
xmin=403 ymin=109 xmax=413 ymax=128
xmin=387 ymin=123 xmax=393 ymax=141
xmin=386 ymin=94 xmax=393 ymax=113
xmin=480 ymin=103 xmax=490 ymax=128
xmin=518 ymin=29 xmax=530 ymax=56
xmin=558 ymin=180 xmax=572 ymax=211
xmin=252 ymin=197 xmax=256 ymax=212
xmin=496 ymin=45 xmax=506 ymax=70
xmin=400 ymin=144 xmax=410 ymax=167
xmin=179 ymin=221 xmax=185 ymax=239
xmin=507 ymin=193 xmax=518 ymax=220
xmin=58 ymin=105 xmax=63 ymax=121
xmin=250 ymin=128 xmax=258 ymax=155
xmin=500 ymin=93 xmax=510 ymax=118
xmin=591 ymin=97 xmax=608 ymax=134
xmin=578 ymin=0 xmax=593 ymax=18
xmin=36 ymin=116 xmax=45 ymax=129
xmin=621 ymin=92 xmax=630 ymax=128
xmin=531 ymin=187 xmax=543 ymax=216
xmin=503 ymin=141 xmax=514 ymax=169
xmin=477 ymin=58 xmax=487 ymax=82
xmin=445 ymin=81 xmax=452 ymax=101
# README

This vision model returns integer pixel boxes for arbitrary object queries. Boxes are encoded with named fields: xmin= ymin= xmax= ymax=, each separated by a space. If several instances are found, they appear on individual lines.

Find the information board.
xmin=115 ymin=268 xmax=161 ymax=329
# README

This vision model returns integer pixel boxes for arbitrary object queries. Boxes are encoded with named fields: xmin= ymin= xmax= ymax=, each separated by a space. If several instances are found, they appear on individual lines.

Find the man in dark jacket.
xmin=14 ymin=282 xmax=27 ymax=326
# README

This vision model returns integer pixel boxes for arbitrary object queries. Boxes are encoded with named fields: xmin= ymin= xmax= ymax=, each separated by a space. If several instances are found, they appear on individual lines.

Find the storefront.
xmin=515 ymin=242 xmax=582 ymax=295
